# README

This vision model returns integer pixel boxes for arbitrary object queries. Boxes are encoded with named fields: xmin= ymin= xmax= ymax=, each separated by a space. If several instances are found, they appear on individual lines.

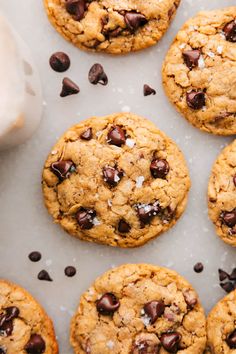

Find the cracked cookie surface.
xmin=0 ymin=280 xmax=58 ymax=354
xmin=70 ymin=263 xmax=206 ymax=353
xmin=208 ymin=139 xmax=236 ymax=246
xmin=44 ymin=0 xmax=180 ymax=54
xmin=42 ymin=113 xmax=190 ymax=248
xmin=162 ymin=7 xmax=236 ymax=135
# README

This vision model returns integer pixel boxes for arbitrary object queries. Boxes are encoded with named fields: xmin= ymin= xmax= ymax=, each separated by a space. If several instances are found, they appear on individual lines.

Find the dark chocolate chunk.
xmin=223 ymin=20 xmax=236 ymax=42
xmin=182 ymin=50 xmax=201 ymax=69
xmin=136 ymin=202 xmax=160 ymax=225
xmin=25 ymin=334 xmax=46 ymax=354
xmin=107 ymin=126 xmax=126 ymax=146
xmin=118 ymin=219 xmax=131 ymax=233
xmin=96 ymin=293 xmax=120 ymax=315
xmin=227 ymin=329 xmax=236 ymax=349
xmin=143 ymin=300 xmax=165 ymax=324
xmin=186 ymin=90 xmax=205 ymax=110
xmin=51 ymin=160 xmax=76 ymax=180
xmin=65 ymin=266 xmax=77 ymax=277
xmin=103 ymin=166 xmax=123 ymax=186
xmin=0 ymin=306 xmax=19 ymax=337
xmin=37 ymin=270 xmax=53 ymax=282
xmin=160 ymin=332 xmax=181 ymax=353
xmin=218 ymin=269 xmax=229 ymax=282
xmin=49 ymin=52 xmax=70 ymax=72
xmin=221 ymin=209 xmax=236 ymax=227
xmin=5 ymin=307 xmax=19 ymax=322
xmin=143 ymin=84 xmax=156 ymax=96
xmin=193 ymin=262 xmax=204 ymax=273
xmin=124 ymin=12 xmax=147 ymax=31
xmin=76 ymin=208 xmax=96 ymax=230
xmin=88 ymin=63 xmax=108 ymax=85
xmin=65 ymin=0 xmax=86 ymax=21
xmin=183 ymin=290 xmax=198 ymax=309
xmin=150 ymin=159 xmax=169 ymax=179
xmin=60 ymin=77 xmax=80 ymax=97
xmin=29 ymin=251 xmax=42 ymax=263
xmin=80 ymin=128 xmax=92 ymax=140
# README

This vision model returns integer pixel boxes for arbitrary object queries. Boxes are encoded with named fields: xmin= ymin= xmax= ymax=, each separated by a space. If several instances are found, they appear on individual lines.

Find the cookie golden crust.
xmin=70 ymin=264 xmax=207 ymax=354
xmin=44 ymin=0 xmax=180 ymax=54
xmin=207 ymin=290 xmax=236 ymax=354
xmin=208 ymin=140 xmax=236 ymax=246
xmin=162 ymin=7 xmax=236 ymax=135
xmin=0 ymin=280 xmax=58 ymax=354
xmin=42 ymin=113 xmax=190 ymax=248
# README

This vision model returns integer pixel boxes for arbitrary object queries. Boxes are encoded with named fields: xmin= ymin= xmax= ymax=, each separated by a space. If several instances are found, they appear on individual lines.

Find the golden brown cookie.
xmin=44 ymin=0 xmax=181 ymax=54
xmin=70 ymin=263 xmax=207 ymax=353
xmin=42 ymin=113 xmax=190 ymax=248
xmin=208 ymin=139 xmax=236 ymax=246
xmin=0 ymin=280 xmax=58 ymax=354
xmin=162 ymin=7 xmax=236 ymax=135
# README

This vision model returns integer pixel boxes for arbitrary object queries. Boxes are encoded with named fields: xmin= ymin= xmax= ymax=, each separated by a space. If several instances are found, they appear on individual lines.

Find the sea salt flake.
xmin=141 ymin=315 xmax=150 ymax=327
xmin=136 ymin=176 xmax=145 ymax=188
xmin=207 ymin=51 xmax=215 ymax=58
xmin=114 ymin=174 xmax=120 ymax=183
xmin=96 ymin=131 xmax=102 ymax=137
xmin=106 ymin=340 xmax=114 ymax=349
xmin=93 ymin=217 xmax=101 ymax=226
xmin=217 ymin=46 xmax=223 ymax=54
xmin=198 ymin=56 xmax=205 ymax=69
xmin=179 ymin=43 xmax=186 ymax=49
xmin=107 ymin=199 xmax=112 ymax=207
xmin=126 ymin=138 xmax=135 ymax=148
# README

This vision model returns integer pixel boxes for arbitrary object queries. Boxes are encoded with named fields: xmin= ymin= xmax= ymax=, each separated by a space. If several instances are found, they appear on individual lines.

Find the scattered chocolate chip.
xmin=227 ymin=329 xmax=236 ymax=349
xmin=182 ymin=49 xmax=201 ymax=69
xmin=124 ymin=12 xmax=147 ymax=31
xmin=38 ymin=270 xmax=53 ymax=282
xmin=220 ymin=281 xmax=234 ymax=293
xmin=96 ymin=293 xmax=120 ymax=315
xmin=118 ymin=219 xmax=131 ymax=233
xmin=29 ymin=251 xmax=42 ymax=263
xmin=183 ymin=290 xmax=198 ymax=309
xmin=221 ymin=209 xmax=236 ymax=227
xmin=218 ymin=269 xmax=229 ymax=282
xmin=223 ymin=20 xmax=236 ymax=42
xmin=76 ymin=208 xmax=96 ymax=230
xmin=193 ymin=262 xmax=204 ymax=273
xmin=103 ymin=166 xmax=123 ymax=186
xmin=65 ymin=0 xmax=86 ymax=21
xmin=136 ymin=203 xmax=160 ymax=225
xmin=51 ymin=160 xmax=76 ymax=180
xmin=150 ymin=159 xmax=169 ymax=179
xmin=160 ymin=332 xmax=181 ymax=353
xmin=143 ymin=84 xmax=156 ymax=96
xmin=88 ymin=63 xmax=108 ymax=85
xmin=143 ymin=300 xmax=165 ymax=324
xmin=60 ymin=77 xmax=80 ymax=97
xmin=107 ymin=126 xmax=126 ymax=146
xmin=229 ymin=268 xmax=236 ymax=281
xmin=186 ymin=90 xmax=205 ymax=110
xmin=80 ymin=128 xmax=92 ymax=140
xmin=49 ymin=52 xmax=70 ymax=72
xmin=233 ymin=175 xmax=236 ymax=187
xmin=25 ymin=334 xmax=46 ymax=354
xmin=65 ymin=266 xmax=76 ymax=277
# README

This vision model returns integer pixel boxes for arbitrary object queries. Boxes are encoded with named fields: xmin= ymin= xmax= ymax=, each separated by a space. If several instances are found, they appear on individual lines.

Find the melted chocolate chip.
xmin=160 ymin=332 xmax=181 ymax=353
xmin=96 ymin=293 xmax=120 ymax=315
xmin=233 ymin=175 xmax=236 ymax=187
xmin=51 ymin=160 xmax=76 ymax=180
xmin=80 ymin=128 xmax=92 ymax=140
xmin=186 ymin=90 xmax=205 ymax=110
xmin=182 ymin=49 xmax=201 ymax=69
xmin=29 ymin=251 xmax=42 ymax=262
xmin=124 ymin=12 xmax=147 ymax=31
xmin=227 ymin=329 xmax=236 ymax=349
xmin=76 ymin=208 xmax=96 ymax=230
xmin=0 ymin=320 xmax=13 ymax=336
xmin=218 ymin=269 xmax=229 ymax=281
xmin=5 ymin=307 xmax=19 ymax=322
xmin=25 ymin=334 xmax=46 ymax=354
xmin=65 ymin=0 xmax=86 ymax=21
xmin=143 ymin=301 xmax=165 ymax=324
xmin=103 ymin=166 xmax=123 ymax=186
xmin=65 ymin=266 xmax=77 ymax=277
xmin=88 ymin=63 xmax=108 ymax=85
xmin=223 ymin=20 xmax=236 ymax=42
xmin=193 ymin=262 xmax=204 ymax=273
xmin=107 ymin=126 xmax=126 ymax=146
xmin=118 ymin=219 xmax=131 ymax=233
xmin=37 ymin=270 xmax=53 ymax=282
xmin=0 ymin=306 xmax=19 ymax=337
xmin=132 ymin=339 xmax=159 ymax=354
xmin=136 ymin=203 xmax=161 ymax=225
xmin=220 ymin=281 xmax=234 ymax=293
xmin=49 ymin=52 xmax=70 ymax=72
xmin=150 ymin=159 xmax=169 ymax=179
xmin=143 ymin=84 xmax=156 ymax=96
xmin=221 ymin=209 xmax=236 ymax=227
xmin=60 ymin=77 xmax=80 ymax=97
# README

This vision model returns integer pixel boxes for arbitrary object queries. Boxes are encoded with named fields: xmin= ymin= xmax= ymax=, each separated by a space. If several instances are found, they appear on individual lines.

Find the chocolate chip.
xmin=0 ymin=319 xmax=13 ymax=336
xmin=221 ymin=209 xmax=236 ymax=227
xmin=80 ymin=128 xmax=92 ymax=140
xmin=103 ymin=166 xmax=123 ymax=186
xmin=88 ymin=63 xmax=108 ymax=85
xmin=160 ymin=332 xmax=181 ymax=353
xmin=220 ymin=281 xmax=234 ymax=293
xmin=193 ymin=262 xmax=204 ymax=273
xmin=51 ymin=160 xmax=76 ymax=180
xmin=233 ymin=175 xmax=236 ymax=187
xmin=107 ymin=126 xmax=126 ymax=146
xmin=218 ymin=269 xmax=229 ymax=281
xmin=76 ymin=208 xmax=96 ymax=230
xmin=25 ymin=334 xmax=46 ymax=354
xmin=143 ymin=84 xmax=156 ymax=96
xmin=227 ymin=329 xmax=236 ymax=349
xmin=60 ymin=77 xmax=80 ymax=97
xmin=5 ymin=307 xmax=19 ymax=322
xmin=124 ymin=12 xmax=147 ymax=31
xmin=0 ymin=306 xmax=19 ymax=337
xmin=37 ymin=270 xmax=53 ymax=282
xmin=96 ymin=293 xmax=120 ymax=315
xmin=49 ymin=52 xmax=70 ymax=72
xmin=136 ymin=203 xmax=160 ymax=225
xmin=65 ymin=266 xmax=76 ymax=277
xmin=223 ymin=20 xmax=236 ymax=42
xmin=186 ymin=90 xmax=205 ymax=110
xmin=65 ymin=0 xmax=86 ymax=21
xmin=29 ymin=251 xmax=42 ymax=262
xmin=118 ymin=219 xmax=131 ymax=233
xmin=150 ymin=159 xmax=169 ymax=179
xmin=143 ymin=301 xmax=165 ymax=324
xmin=183 ymin=290 xmax=198 ymax=309
xmin=229 ymin=268 xmax=236 ymax=281
xmin=182 ymin=50 xmax=201 ymax=69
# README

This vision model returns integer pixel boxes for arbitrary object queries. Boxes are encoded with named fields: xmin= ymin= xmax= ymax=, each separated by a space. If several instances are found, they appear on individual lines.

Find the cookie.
xmin=0 ymin=279 xmax=58 ymax=354
xmin=162 ymin=7 xmax=236 ymax=135
xmin=42 ymin=113 xmax=190 ymax=248
xmin=208 ymin=139 xmax=236 ymax=246
xmin=207 ymin=289 xmax=236 ymax=353
xmin=70 ymin=263 xmax=207 ymax=353
xmin=44 ymin=0 xmax=181 ymax=55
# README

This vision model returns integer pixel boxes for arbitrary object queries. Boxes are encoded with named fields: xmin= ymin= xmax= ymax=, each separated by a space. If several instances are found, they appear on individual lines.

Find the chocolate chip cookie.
xmin=0 ymin=280 xmax=58 ymax=354
xmin=70 ymin=263 xmax=207 ymax=353
xmin=42 ymin=113 xmax=190 ymax=248
xmin=207 ymin=289 xmax=236 ymax=353
xmin=44 ymin=0 xmax=181 ymax=54
xmin=162 ymin=7 xmax=236 ymax=135
xmin=208 ymin=139 xmax=236 ymax=246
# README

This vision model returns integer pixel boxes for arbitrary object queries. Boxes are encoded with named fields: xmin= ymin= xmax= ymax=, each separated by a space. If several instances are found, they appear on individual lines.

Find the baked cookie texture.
xmin=70 ymin=263 xmax=207 ymax=354
xmin=0 ymin=280 xmax=58 ymax=354
xmin=207 ymin=290 xmax=236 ymax=353
xmin=42 ymin=113 xmax=190 ymax=248
xmin=208 ymin=139 xmax=236 ymax=246
xmin=44 ymin=0 xmax=181 ymax=54
xmin=162 ymin=7 xmax=236 ymax=135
